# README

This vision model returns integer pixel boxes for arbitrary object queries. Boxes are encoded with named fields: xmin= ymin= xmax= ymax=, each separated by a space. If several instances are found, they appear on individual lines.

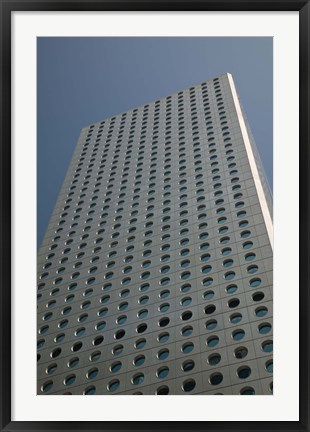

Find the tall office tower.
xmin=37 ymin=73 xmax=273 ymax=396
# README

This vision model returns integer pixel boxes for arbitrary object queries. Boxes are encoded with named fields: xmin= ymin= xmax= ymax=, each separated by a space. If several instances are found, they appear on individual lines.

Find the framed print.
xmin=1 ymin=0 xmax=309 ymax=431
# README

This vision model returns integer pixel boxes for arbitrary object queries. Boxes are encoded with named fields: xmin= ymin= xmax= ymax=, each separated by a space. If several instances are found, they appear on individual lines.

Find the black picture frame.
xmin=1 ymin=1 xmax=309 ymax=431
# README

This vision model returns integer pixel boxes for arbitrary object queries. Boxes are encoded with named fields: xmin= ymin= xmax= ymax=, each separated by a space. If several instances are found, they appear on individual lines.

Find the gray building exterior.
xmin=37 ymin=73 xmax=273 ymax=395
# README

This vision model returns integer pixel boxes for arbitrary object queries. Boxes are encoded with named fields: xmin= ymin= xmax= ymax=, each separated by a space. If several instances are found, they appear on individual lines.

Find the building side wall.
xmin=37 ymin=74 xmax=273 ymax=395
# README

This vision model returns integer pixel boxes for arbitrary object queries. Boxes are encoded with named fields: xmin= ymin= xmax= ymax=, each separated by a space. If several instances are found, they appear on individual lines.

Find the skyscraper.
xmin=37 ymin=73 xmax=273 ymax=395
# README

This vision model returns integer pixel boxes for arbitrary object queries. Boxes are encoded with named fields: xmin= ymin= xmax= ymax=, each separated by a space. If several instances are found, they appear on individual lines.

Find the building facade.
xmin=37 ymin=73 xmax=273 ymax=395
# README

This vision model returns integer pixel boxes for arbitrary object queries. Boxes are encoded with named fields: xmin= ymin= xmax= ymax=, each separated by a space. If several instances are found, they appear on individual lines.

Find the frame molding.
xmin=1 ymin=1 xmax=309 ymax=431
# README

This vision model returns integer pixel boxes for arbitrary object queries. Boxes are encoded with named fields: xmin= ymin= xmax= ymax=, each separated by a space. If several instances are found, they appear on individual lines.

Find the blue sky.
xmin=37 ymin=37 xmax=272 ymax=248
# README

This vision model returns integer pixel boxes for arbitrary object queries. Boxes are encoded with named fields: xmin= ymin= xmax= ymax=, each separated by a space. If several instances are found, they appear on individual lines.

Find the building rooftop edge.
xmin=80 ymin=72 xmax=232 ymax=132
